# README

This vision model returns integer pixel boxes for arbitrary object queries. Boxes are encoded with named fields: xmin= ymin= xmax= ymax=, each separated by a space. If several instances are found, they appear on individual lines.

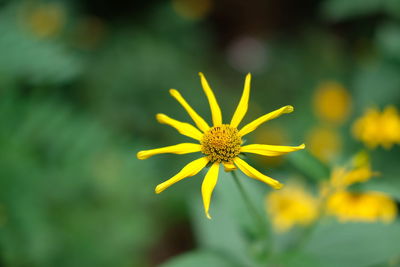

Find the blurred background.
xmin=1 ymin=0 xmax=400 ymax=266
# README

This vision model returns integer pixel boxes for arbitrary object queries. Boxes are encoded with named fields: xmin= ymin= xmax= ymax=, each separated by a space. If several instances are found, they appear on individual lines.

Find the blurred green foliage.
xmin=0 ymin=0 xmax=399 ymax=266
xmin=0 ymin=92 xmax=158 ymax=266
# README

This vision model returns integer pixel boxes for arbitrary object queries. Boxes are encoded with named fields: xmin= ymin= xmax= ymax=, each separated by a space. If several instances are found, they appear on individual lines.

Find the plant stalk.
xmin=231 ymin=171 xmax=267 ymax=238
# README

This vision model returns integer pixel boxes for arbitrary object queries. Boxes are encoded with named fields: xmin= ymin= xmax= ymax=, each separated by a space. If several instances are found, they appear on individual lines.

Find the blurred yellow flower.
xmin=266 ymin=182 xmax=319 ymax=232
xmin=352 ymin=106 xmax=400 ymax=149
xmin=137 ymin=73 xmax=305 ymax=219
xmin=306 ymin=125 xmax=342 ymax=163
xmin=172 ymin=0 xmax=212 ymax=20
xmin=313 ymin=81 xmax=351 ymax=125
xmin=320 ymin=151 xmax=377 ymax=197
xmin=322 ymin=153 xmax=397 ymax=223
xmin=326 ymin=191 xmax=397 ymax=223
xmin=23 ymin=3 xmax=66 ymax=38
xmin=331 ymin=159 xmax=377 ymax=190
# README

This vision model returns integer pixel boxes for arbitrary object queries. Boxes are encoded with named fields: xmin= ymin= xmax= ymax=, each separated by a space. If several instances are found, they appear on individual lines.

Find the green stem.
xmin=231 ymin=171 xmax=267 ymax=238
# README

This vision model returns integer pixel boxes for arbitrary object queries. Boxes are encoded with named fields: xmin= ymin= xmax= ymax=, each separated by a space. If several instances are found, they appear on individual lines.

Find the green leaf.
xmin=281 ymin=251 xmax=322 ymax=267
xmin=286 ymin=150 xmax=330 ymax=182
xmin=321 ymin=0 xmax=382 ymax=21
xmin=188 ymin=171 xmax=270 ymax=266
xmin=160 ymin=250 xmax=236 ymax=267
xmin=304 ymin=221 xmax=400 ymax=267
xmin=384 ymin=0 xmax=400 ymax=18
xmin=376 ymin=23 xmax=400 ymax=61
xmin=353 ymin=60 xmax=400 ymax=107
xmin=361 ymin=180 xmax=400 ymax=201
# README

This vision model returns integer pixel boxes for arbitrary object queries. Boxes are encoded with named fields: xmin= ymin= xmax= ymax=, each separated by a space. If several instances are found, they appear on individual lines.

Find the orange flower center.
xmin=201 ymin=124 xmax=242 ymax=163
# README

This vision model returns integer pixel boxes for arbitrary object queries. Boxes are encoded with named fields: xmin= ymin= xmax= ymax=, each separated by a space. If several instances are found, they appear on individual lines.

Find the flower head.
xmin=326 ymin=191 xmax=397 ymax=223
xmin=320 ymin=151 xmax=378 ymax=197
xmin=306 ymin=125 xmax=342 ymax=163
xmin=313 ymin=81 xmax=351 ymax=125
xmin=266 ymin=182 xmax=318 ymax=232
xmin=352 ymin=106 xmax=400 ymax=149
xmin=330 ymin=152 xmax=378 ymax=190
xmin=137 ymin=73 xmax=305 ymax=219
xmin=172 ymin=0 xmax=212 ymax=20
xmin=22 ymin=3 xmax=66 ymax=38
xmin=321 ymin=152 xmax=397 ymax=223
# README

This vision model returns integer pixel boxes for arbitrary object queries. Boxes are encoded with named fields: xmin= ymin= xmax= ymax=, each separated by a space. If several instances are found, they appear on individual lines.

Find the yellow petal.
xmin=155 ymin=157 xmax=209 ymax=194
xmin=241 ymin=143 xmax=305 ymax=157
xmin=230 ymin=73 xmax=251 ymax=128
xmin=239 ymin=105 xmax=294 ymax=137
xmin=169 ymin=89 xmax=210 ymax=132
xmin=137 ymin=143 xmax=201 ymax=160
xmin=199 ymin=72 xmax=222 ymax=126
xmin=223 ymin=161 xmax=237 ymax=172
xmin=233 ymin=157 xmax=283 ymax=189
xmin=156 ymin=113 xmax=203 ymax=140
xmin=201 ymin=162 xmax=220 ymax=219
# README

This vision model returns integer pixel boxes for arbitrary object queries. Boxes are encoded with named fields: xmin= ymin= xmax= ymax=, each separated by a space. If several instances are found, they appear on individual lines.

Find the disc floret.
xmin=201 ymin=124 xmax=242 ymax=163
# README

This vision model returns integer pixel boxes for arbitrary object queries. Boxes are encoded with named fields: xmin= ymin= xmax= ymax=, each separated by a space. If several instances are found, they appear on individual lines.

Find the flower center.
xmin=201 ymin=124 xmax=242 ymax=163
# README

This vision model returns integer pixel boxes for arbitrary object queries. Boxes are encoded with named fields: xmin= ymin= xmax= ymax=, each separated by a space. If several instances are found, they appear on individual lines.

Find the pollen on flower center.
xmin=201 ymin=124 xmax=242 ymax=163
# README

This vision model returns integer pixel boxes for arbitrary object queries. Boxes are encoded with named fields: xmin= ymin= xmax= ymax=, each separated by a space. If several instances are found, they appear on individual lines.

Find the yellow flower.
xmin=352 ymin=106 xmax=400 ymax=149
xmin=330 ymin=162 xmax=377 ymax=190
xmin=306 ymin=125 xmax=342 ymax=163
xmin=23 ymin=3 xmax=66 ymax=38
xmin=172 ymin=0 xmax=212 ymax=20
xmin=320 ymin=151 xmax=377 ymax=197
xmin=137 ymin=73 xmax=305 ymax=219
xmin=322 ymin=153 xmax=397 ymax=223
xmin=326 ymin=191 xmax=397 ymax=223
xmin=266 ymin=182 xmax=319 ymax=232
xmin=313 ymin=81 xmax=351 ymax=125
